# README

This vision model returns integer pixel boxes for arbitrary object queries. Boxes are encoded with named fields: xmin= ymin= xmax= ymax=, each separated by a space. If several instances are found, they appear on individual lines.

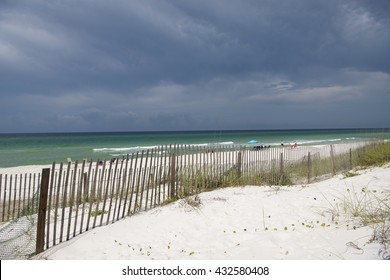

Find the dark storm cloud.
xmin=0 ymin=0 xmax=389 ymax=132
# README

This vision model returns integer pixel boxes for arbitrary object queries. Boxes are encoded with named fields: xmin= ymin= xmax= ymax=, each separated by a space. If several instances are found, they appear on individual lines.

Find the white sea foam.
xmin=93 ymin=147 xmax=137 ymax=152
xmin=295 ymin=138 xmax=342 ymax=145
xmin=93 ymin=145 xmax=160 ymax=153
xmin=252 ymin=138 xmax=343 ymax=147
xmin=216 ymin=141 xmax=234 ymax=145
xmin=92 ymin=141 xmax=234 ymax=153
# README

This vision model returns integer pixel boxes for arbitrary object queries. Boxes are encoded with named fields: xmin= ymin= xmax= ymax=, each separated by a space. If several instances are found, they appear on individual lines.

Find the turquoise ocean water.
xmin=0 ymin=129 xmax=389 ymax=168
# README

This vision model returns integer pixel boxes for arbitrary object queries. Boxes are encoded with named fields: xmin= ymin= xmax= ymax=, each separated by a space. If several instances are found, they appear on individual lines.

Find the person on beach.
xmin=290 ymin=142 xmax=298 ymax=149
xmin=280 ymin=140 xmax=284 ymax=147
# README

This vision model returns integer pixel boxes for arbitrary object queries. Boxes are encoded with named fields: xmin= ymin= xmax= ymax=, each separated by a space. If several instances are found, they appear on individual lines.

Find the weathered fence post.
xmin=237 ymin=151 xmax=242 ymax=178
xmin=36 ymin=168 xmax=50 ymax=255
xmin=279 ymin=152 xmax=284 ymax=184
xmin=307 ymin=152 xmax=311 ymax=184
xmin=349 ymin=148 xmax=353 ymax=170
xmin=330 ymin=145 xmax=336 ymax=176
xmin=170 ymin=153 xmax=176 ymax=198
xmin=83 ymin=172 xmax=89 ymax=202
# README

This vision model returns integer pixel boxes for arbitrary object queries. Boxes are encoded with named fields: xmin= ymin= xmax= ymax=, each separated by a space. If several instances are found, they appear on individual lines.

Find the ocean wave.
xmin=184 ymin=142 xmax=234 ymax=147
xmin=249 ymin=139 xmax=343 ymax=147
xmin=296 ymin=138 xmax=342 ymax=145
xmin=93 ymin=145 xmax=163 ymax=153
xmin=93 ymin=147 xmax=139 ymax=153
xmin=93 ymin=142 xmax=239 ymax=154
xmin=215 ymin=141 xmax=234 ymax=145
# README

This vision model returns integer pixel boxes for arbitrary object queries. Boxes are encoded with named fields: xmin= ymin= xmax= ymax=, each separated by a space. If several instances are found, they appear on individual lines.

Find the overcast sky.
xmin=1 ymin=0 xmax=389 ymax=133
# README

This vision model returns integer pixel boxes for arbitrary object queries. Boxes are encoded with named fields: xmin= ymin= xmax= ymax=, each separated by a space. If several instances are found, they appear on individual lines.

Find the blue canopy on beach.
xmin=247 ymin=140 xmax=258 ymax=144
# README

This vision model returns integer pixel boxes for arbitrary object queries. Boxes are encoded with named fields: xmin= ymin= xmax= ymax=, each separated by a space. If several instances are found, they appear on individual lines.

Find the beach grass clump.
xmin=371 ymin=221 xmax=390 ymax=260
xmin=281 ymin=154 xmax=333 ymax=184
xmin=355 ymin=142 xmax=390 ymax=167
xmin=284 ymin=161 xmax=310 ymax=182
xmin=341 ymin=187 xmax=390 ymax=226
xmin=90 ymin=209 xmax=108 ymax=217
xmin=343 ymin=171 xmax=359 ymax=178
xmin=252 ymin=169 xmax=293 ymax=186
xmin=179 ymin=166 xmax=241 ymax=195
xmin=327 ymin=185 xmax=390 ymax=259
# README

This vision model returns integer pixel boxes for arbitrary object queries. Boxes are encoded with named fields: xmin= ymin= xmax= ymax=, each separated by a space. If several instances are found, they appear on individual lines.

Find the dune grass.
xmin=277 ymin=141 xmax=390 ymax=185
xmin=176 ymin=141 xmax=390 ymax=191
xmin=354 ymin=141 xmax=390 ymax=167
xmin=325 ymin=186 xmax=390 ymax=259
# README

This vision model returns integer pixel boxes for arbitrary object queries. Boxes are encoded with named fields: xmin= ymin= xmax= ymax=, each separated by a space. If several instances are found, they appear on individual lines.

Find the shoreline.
xmin=2 ymin=127 xmax=388 ymax=168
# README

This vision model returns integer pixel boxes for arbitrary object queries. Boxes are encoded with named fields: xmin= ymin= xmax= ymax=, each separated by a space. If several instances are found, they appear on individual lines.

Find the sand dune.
xmin=36 ymin=163 xmax=390 ymax=260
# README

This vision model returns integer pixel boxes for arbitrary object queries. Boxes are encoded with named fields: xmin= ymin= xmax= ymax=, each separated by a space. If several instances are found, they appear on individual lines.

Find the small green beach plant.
xmin=343 ymin=171 xmax=359 ymax=178
xmin=90 ymin=209 xmax=108 ymax=217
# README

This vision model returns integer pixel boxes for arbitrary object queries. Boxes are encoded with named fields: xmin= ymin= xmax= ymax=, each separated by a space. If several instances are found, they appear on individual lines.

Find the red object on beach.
xmin=291 ymin=142 xmax=298 ymax=148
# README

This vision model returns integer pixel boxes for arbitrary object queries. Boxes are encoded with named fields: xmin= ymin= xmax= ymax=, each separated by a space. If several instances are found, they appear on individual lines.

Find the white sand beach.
xmin=35 ymin=163 xmax=390 ymax=260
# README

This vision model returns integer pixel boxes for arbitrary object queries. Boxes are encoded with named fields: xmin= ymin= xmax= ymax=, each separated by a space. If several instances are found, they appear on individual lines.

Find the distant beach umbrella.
xmin=247 ymin=140 xmax=258 ymax=144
